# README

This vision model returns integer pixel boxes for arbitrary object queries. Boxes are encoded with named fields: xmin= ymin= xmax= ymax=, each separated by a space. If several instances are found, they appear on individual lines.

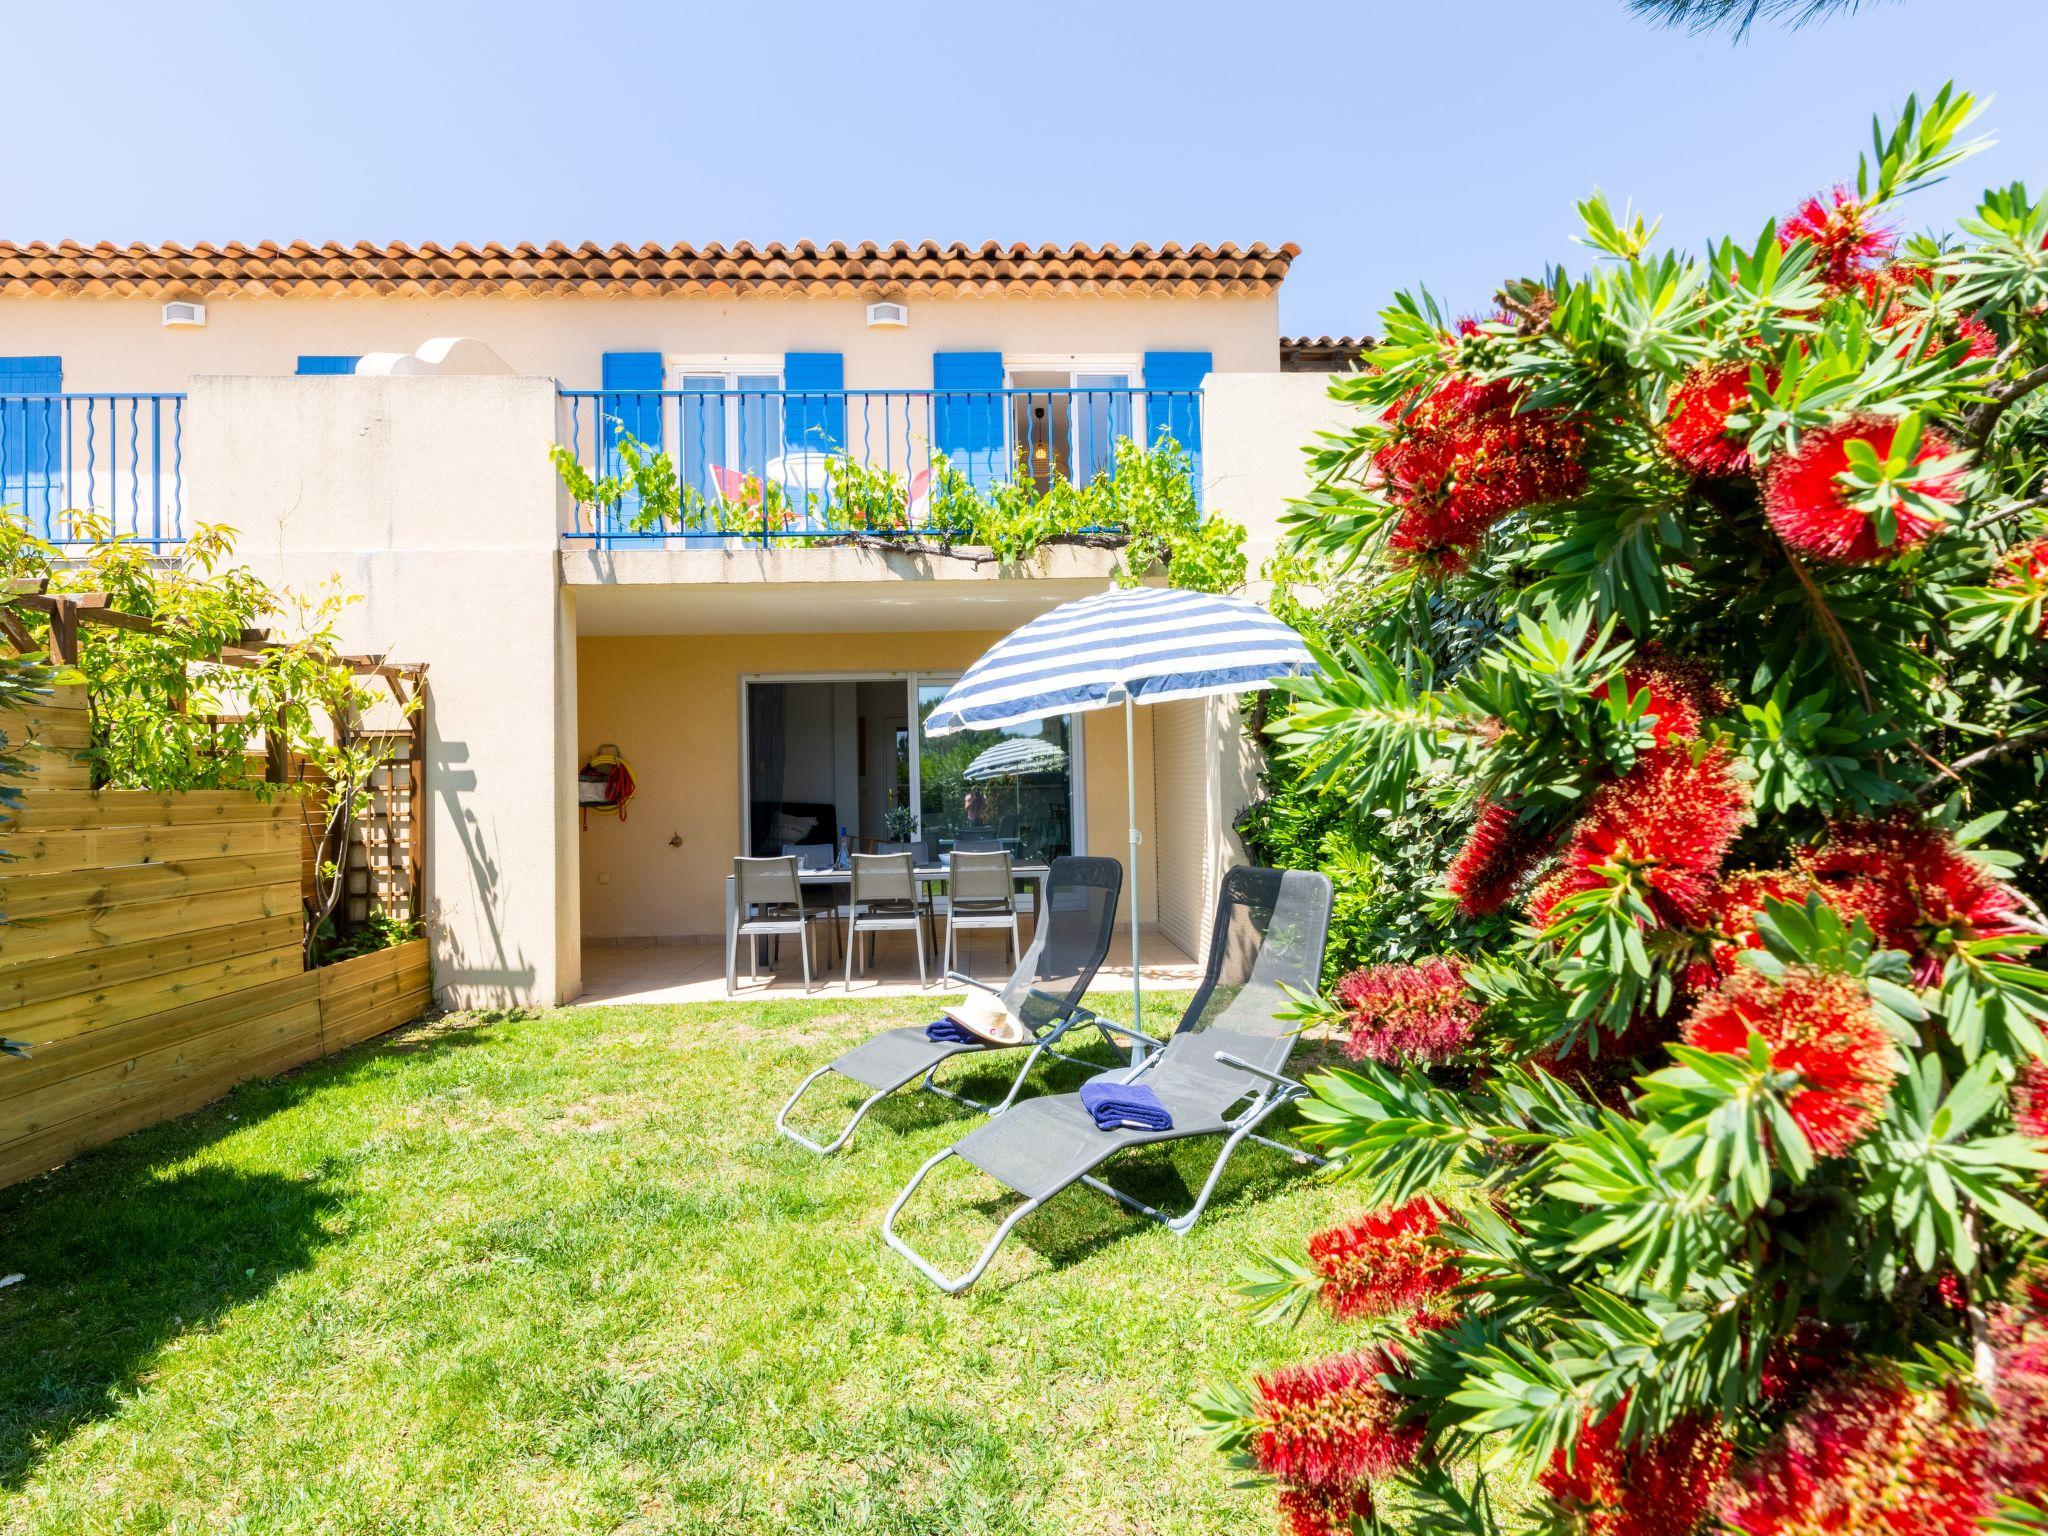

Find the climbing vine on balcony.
xmin=549 ymin=435 xmax=1249 ymax=593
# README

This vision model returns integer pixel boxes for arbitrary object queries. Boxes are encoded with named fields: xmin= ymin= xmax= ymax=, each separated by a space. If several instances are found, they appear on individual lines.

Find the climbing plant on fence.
xmin=0 ymin=509 xmax=420 ymax=963
xmin=1203 ymin=85 xmax=2048 ymax=1535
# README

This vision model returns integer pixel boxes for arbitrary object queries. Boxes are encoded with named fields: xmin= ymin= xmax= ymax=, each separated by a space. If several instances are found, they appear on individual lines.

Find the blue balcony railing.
xmin=0 ymin=392 xmax=186 ymax=550
xmin=555 ymin=385 xmax=1202 ymax=545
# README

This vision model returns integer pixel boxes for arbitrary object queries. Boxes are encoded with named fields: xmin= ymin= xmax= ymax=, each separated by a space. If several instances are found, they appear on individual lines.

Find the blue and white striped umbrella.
xmin=923 ymin=586 xmax=1316 ymax=738
xmin=963 ymin=737 xmax=1069 ymax=782
xmin=922 ymin=584 xmax=1315 ymax=1036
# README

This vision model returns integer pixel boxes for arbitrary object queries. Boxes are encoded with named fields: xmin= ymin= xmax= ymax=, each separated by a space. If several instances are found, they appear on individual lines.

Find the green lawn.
xmin=0 ymin=995 xmax=1358 ymax=1534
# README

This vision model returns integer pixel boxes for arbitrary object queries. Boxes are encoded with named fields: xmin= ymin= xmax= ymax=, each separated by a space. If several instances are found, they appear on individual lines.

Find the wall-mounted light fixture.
xmin=161 ymin=300 xmax=207 ymax=329
xmin=865 ymin=300 xmax=909 ymax=329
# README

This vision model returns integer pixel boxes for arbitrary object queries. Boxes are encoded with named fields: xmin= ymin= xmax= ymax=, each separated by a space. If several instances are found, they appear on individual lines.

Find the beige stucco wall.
xmin=576 ymin=631 xmax=1157 ymax=943
xmin=55 ymin=354 xmax=1330 ymax=1005
xmin=1 ymin=291 xmax=1280 ymax=395
xmin=182 ymin=373 xmax=581 ymax=1010
xmin=1199 ymin=372 xmax=1355 ymax=868
xmin=1202 ymin=370 xmax=1354 ymax=568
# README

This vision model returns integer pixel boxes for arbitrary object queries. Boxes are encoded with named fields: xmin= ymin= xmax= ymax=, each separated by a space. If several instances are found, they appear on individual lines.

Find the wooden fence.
xmin=0 ymin=682 xmax=432 ymax=1189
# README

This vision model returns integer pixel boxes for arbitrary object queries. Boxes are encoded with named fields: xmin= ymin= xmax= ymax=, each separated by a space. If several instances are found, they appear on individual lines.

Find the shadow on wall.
xmin=427 ymin=726 xmax=537 ymax=1005
xmin=0 ymin=1011 xmax=502 ymax=1487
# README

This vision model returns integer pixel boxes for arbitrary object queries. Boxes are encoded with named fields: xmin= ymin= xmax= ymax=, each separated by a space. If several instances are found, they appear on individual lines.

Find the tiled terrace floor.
xmin=578 ymin=926 xmax=1201 ymax=1007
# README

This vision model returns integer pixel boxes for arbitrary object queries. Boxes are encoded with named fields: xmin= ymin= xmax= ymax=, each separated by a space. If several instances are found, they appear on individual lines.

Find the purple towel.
xmin=925 ymin=1018 xmax=978 ymax=1044
xmin=1079 ymin=1079 xmax=1172 ymax=1132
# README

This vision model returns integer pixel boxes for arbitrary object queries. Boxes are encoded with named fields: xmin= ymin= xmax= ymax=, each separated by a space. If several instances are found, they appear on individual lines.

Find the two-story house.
xmin=0 ymin=240 xmax=1347 ymax=1008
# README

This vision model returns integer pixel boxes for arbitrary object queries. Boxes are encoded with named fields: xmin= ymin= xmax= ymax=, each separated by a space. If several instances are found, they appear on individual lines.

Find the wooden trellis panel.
xmin=0 ymin=774 xmax=432 ymax=1189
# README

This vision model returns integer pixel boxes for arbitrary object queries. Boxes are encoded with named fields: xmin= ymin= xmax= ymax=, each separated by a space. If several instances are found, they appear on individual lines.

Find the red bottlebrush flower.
xmin=1250 ymin=1348 xmax=1424 ymax=1489
xmin=1275 ymin=1481 xmax=1376 ymax=1536
xmin=1990 ymin=1307 xmax=2048 ymax=1502
xmin=1994 ymin=537 xmax=2048 ymax=636
xmin=1880 ymin=297 xmax=2000 ymax=362
xmin=1529 ymin=746 xmax=1749 ymax=933
xmin=1801 ymin=816 xmax=2029 ymax=985
xmin=1763 ymin=415 xmax=1964 ymax=563
xmin=1600 ymin=654 xmax=1728 ymax=745
xmin=1698 ymin=868 xmax=1822 ymax=982
xmin=1335 ymin=957 xmax=1480 ymax=1066
xmin=1663 ymin=360 xmax=1773 ymax=478
xmin=1374 ymin=375 xmax=1587 ymax=576
xmin=1539 ymin=1400 xmax=1731 ymax=1536
xmin=1719 ymin=1368 xmax=1988 ymax=1536
xmin=1445 ymin=797 xmax=1551 ymax=915
xmin=1307 ymin=1199 xmax=1458 ymax=1327
xmin=2016 ymin=1061 xmax=2048 ymax=1150
xmin=1758 ymin=1321 xmax=1849 ymax=1408
xmin=1779 ymin=186 xmax=1897 ymax=291
xmin=1680 ymin=966 xmax=1894 ymax=1158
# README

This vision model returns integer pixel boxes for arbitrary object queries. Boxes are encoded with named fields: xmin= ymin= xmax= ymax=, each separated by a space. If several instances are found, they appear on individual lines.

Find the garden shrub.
xmin=1204 ymin=85 xmax=2048 ymax=1536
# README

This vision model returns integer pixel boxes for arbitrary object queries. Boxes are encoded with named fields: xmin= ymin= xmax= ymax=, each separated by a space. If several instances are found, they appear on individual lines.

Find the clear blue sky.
xmin=8 ymin=0 xmax=2045 ymax=337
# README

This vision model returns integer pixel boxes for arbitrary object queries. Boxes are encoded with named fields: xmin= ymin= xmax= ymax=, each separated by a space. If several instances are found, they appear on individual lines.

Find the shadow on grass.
xmin=891 ymin=1101 xmax=1324 ymax=1290
xmin=0 ymin=1010 xmax=511 ymax=1487
xmin=0 ymin=1162 xmax=336 ymax=1487
xmin=1009 ymin=1124 xmax=1319 ymax=1272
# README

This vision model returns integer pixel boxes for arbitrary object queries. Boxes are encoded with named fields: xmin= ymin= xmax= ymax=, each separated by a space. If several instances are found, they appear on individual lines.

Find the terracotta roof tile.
xmin=0 ymin=240 xmax=1297 ymax=300
xmin=1280 ymin=334 xmax=1374 ymax=372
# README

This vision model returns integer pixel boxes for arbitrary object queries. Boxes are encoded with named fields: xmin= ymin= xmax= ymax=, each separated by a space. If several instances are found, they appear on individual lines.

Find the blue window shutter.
xmin=0 ymin=356 xmax=63 ymax=530
xmin=295 ymin=355 xmax=360 ymax=376
xmin=1143 ymin=352 xmax=1210 ymax=478
xmin=783 ymin=352 xmax=843 ymax=453
xmin=600 ymin=351 xmax=667 ymax=456
xmin=933 ymin=351 xmax=1005 ymax=491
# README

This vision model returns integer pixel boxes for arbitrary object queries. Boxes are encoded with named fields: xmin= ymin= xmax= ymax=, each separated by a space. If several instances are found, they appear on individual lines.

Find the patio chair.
xmin=730 ymin=855 xmax=832 ymax=993
xmin=775 ymin=854 xmax=1123 ymax=1155
xmin=883 ymin=866 xmax=1334 ymax=1293
xmin=844 ymin=852 xmax=931 ymax=988
xmin=944 ymin=849 xmax=1020 ymax=976
xmin=782 ymin=842 xmax=840 ymax=960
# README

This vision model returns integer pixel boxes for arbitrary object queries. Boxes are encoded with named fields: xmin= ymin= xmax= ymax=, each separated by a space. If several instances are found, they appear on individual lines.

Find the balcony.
xmin=554 ymin=385 xmax=1203 ymax=546
xmin=0 ymin=392 xmax=187 ymax=551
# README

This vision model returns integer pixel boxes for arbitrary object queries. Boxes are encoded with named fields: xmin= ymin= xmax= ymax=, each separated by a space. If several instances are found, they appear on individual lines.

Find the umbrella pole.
xmin=1125 ymin=693 xmax=1142 ymax=1050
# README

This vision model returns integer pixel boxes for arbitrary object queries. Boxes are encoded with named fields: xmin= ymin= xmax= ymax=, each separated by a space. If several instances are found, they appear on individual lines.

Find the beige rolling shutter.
xmin=1150 ymin=698 xmax=1211 ymax=964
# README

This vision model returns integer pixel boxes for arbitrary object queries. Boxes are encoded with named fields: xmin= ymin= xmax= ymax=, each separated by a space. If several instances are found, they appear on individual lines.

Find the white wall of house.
xmin=0 ymin=291 xmax=1281 ymax=394
xmin=1201 ymin=370 xmax=1354 ymax=563
xmin=77 ymin=361 xmax=1350 ymax=1008
xmin=182 ymin=374 xmax=581 ymax=1011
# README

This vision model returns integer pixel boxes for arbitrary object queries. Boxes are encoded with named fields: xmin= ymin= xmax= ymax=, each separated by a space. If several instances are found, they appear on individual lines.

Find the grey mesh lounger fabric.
xmin=774 ymin=856 xmax=1123 ymax=1154
xmin=884 ymin=866 xmax=1335 ymax=1292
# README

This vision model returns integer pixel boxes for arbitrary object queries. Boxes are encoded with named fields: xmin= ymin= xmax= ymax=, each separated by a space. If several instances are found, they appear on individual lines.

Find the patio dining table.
xmin=724 ymin=862 xmax=1051 ymax=996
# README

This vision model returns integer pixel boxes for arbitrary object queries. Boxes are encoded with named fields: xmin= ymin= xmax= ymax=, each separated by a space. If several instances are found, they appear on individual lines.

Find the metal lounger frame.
xmin=881 ymin=1047 xmax=1332 ymax=1294
xmin=772 ymin=969 xmax=1149 ymax=1155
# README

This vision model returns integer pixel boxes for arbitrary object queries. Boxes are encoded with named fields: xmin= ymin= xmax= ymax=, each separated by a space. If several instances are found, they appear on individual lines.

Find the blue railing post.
xmin=150 ymin=395 xmax=163 ymax=548
xmin=0 ymin=391 xmax=188 ymax=551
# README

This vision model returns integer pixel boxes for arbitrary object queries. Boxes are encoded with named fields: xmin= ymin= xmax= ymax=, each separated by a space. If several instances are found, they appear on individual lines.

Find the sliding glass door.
xmin=740 ymin=673 xmax=1080 ymax=862
xmin=916 ymin=683 xmax=1074 ymax=863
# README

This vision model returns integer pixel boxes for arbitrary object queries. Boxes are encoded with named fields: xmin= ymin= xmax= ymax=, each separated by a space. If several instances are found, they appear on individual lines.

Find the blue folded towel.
xmin=1079 ymin=1080 xmax=1173 ymax=1133
xmin=925 ymin=1018 xmax=978 ymax=1044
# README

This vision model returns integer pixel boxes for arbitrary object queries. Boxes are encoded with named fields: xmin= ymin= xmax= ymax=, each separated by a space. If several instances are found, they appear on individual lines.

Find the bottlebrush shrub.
xmin=1212 ymin=86 xmax=2048 ymax=1535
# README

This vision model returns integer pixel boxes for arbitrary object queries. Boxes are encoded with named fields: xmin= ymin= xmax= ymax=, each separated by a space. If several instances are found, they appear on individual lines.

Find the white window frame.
xmin=665 ymin=356 xmax=787 ymax=485
xmin=736 ymin=669 xmax=1086 ymax=859
xmin=665 ymin=354 xmax=785 ymax=384
xmin=1001 ymin=354 xmax=1143 ymax=489
xmin=1002 ymin=352 xmax=1143 ymax=384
